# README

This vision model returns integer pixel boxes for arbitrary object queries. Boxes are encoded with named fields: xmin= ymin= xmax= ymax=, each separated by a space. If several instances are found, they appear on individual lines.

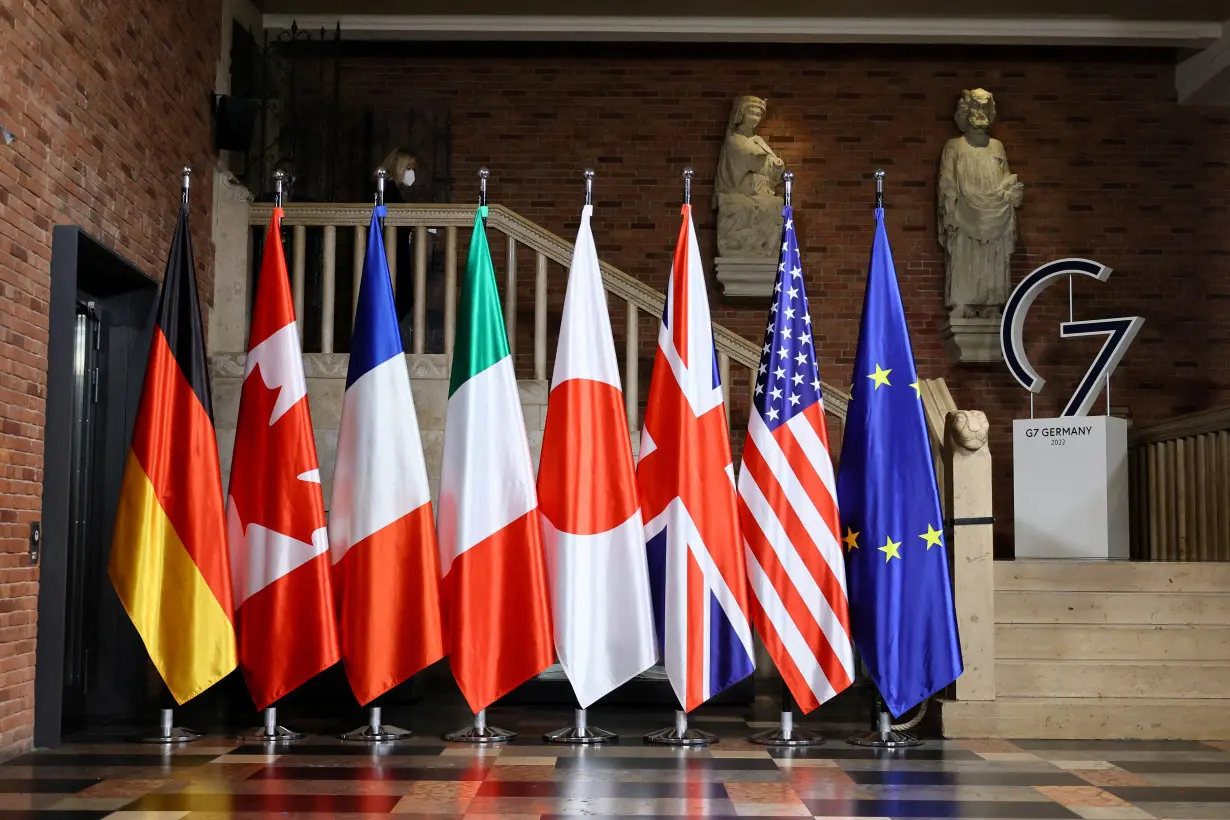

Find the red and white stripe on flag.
xmin=735 ymin=205 xmax=854 ymax=714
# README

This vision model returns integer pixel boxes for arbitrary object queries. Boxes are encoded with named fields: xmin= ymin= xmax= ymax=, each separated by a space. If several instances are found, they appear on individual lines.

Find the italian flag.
xmin=438 ymin=205 xmax=554 ymax=713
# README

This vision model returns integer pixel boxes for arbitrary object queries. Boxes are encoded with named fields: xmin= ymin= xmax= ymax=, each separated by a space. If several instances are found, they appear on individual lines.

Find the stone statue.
xmin=938 ymin=89 xmax=1023 ymax=321
xmin=945 ymin=409 xmax=990 ymax=453
xmin=713 ymin=96 xmax=785 ymax=258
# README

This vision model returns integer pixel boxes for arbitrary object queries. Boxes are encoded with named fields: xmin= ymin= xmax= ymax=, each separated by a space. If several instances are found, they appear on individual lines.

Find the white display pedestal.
xmin=1013 ymin=416 xmax=1129 ymax=559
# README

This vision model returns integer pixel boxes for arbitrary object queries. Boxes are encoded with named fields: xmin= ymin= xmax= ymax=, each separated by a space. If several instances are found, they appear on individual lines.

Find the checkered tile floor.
xmin=2 ymin=706 xmax=1227 ymax=819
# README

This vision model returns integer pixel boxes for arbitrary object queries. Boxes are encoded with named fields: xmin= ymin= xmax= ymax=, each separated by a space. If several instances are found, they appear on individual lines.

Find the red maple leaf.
xmin=228 ymin=363 xmax=326 ymax=546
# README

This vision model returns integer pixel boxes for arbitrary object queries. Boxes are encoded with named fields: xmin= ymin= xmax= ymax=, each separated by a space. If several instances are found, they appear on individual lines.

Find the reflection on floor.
xmin=3 ymin=703 xmax=1228 ymax=819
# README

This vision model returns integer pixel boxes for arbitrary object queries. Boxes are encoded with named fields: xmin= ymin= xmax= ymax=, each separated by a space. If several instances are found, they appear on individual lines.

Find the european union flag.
xmin=835 ymin=205 xmax=963 ymax=717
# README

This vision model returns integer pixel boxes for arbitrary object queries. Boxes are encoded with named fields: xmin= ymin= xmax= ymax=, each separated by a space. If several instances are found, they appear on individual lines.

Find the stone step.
xmin=939 ymin=696 xmax=1230 ymax=740
xmin=997 ymin=589 xmax=1230 ymax=625
xmin=997 ymin=623 xmax=1230 ymax=662
xmin=996 ymin=559 xmax=1230 ymax=593
xmin=996 ymin=659 xmax=1230 ymax=699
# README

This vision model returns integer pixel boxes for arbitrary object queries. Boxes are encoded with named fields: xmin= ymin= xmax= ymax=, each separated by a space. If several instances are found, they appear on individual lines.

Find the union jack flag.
xmin=736 ymin=205 xmax=855 ymax=713
xmin=637 ymin=204 xmax=756 ymax=712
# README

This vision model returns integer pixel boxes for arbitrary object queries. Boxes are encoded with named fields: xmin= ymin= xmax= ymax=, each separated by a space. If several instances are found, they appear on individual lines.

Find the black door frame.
xmin=35 ymin=227 xmax=159 ymax=747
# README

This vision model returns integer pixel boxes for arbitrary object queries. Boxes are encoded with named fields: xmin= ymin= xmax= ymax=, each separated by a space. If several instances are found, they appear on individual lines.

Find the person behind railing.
xmin=379 ymin=148 xmax=420 ymax=203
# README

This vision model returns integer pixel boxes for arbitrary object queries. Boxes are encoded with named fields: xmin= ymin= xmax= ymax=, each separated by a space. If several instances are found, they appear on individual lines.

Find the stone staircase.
xmin=941 ymin=560 xmax=1230 ymax=739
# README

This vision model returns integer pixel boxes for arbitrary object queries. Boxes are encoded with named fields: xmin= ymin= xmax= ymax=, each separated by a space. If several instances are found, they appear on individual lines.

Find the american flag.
xmin=735 ymin=205 xmax=856 ymax=713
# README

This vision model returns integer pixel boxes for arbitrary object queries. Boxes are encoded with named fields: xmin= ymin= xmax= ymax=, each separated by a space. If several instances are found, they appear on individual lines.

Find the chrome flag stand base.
xmin=847 ymin=710 xmax=923 ymax=749
xmin=749 ymin=710 xmax=825 ymax=747
xmin=139 ymin=708 xmax=202 ymax=744
xmin=544 ymin=709 xmax=617 ymax=744
xmin=644 ymin=710 xmax=717 ymax=747
xmin=340 ymin=707 xmax=411 ymax=742
xmin=444 ymin=709 xmax=515 ymax=743
xmin=237 ymin=707 xmax=305 ymax=743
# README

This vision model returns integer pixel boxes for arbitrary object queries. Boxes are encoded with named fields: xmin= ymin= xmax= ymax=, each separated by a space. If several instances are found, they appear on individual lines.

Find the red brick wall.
xmin=0 ymin=0 xmax=220 ymax=753
xmin=337 ymin=42 xmax=1230 ymax=553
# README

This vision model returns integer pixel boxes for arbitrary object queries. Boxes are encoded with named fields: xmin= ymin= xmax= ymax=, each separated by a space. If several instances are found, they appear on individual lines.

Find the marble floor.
xmin=2 ymin=706 xmax=1228 ymax=819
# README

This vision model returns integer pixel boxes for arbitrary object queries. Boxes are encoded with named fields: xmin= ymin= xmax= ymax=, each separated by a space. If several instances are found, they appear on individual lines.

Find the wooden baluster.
xmin=506 ymin=238 xmax=518 ymax=359
xmin=352 ymin=224 xmax=365 ymax=320
xmin=1167 ymin=440 xmax=1179 ymax=561
xmin=412 ymin=226 xmax=427 ymax=354
xmin=1187 ymin=436 xmax=1199 ymax=562
xmin=1138 ymin=447 xmax=1150 ymax=560
xmin=1163 ymin=442 xmax=1173 ymax=561
xmin=1196 ymin=435 xmax=1209 ymax=561
xmin=1147 ymin=443 xmax=1160 ymax=561
xmin=624 ymin=302 xmax=638 ymax=433
xmin=718 ymin=352 xmax=731 ymax=419
xmin=1173 ymin=439 xmax=1184 ymax=561
xmin=292 ymin=225 xmax=307 ymax=341
xmin=1222 ymin=431 xmax=1230 ymax=560
xmin=321 ymin=225 xmax=336 ymax=354
xmin=534 ymin=252 xmax=547 ymax=380
xmin=444 ymin=226 xmax=458 ymax=356
xmin=1216 ymin=434 xmax=1224 ymax=561
xmin=384 ymin=224 xmax=398 ymax=296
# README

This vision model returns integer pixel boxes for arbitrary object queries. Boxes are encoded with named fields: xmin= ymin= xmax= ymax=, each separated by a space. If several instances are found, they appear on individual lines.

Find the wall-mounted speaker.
xmin=212 ymin=94 xmax=260 ymax=153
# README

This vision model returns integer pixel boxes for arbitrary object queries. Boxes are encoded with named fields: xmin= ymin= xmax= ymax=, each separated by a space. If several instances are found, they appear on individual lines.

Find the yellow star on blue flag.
xmin=834 ymin=201 xmax=963 ymax=718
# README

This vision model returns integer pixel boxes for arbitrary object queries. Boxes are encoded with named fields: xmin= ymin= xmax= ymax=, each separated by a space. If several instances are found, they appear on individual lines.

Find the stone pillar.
xmin=944 ymin=409 xmax=995 ymax=701
xmin=208 ymin=171 xmax=253 ymax=354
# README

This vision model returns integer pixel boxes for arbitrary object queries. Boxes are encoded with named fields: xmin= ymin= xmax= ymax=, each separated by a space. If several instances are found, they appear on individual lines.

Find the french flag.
xmin=328 ymin=206 xmax=445 ymax=705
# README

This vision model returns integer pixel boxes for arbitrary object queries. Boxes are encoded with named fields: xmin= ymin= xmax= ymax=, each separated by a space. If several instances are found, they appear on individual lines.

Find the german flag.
xmin=108 ymin=200 xmax=237 ymax=704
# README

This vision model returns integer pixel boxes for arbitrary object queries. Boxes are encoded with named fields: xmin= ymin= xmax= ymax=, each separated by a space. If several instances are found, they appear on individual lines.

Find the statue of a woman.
xmin=713 ymin=96 xmax=785 ymax=258
xmin=938 ymin=89 xmax=1024 ymax=320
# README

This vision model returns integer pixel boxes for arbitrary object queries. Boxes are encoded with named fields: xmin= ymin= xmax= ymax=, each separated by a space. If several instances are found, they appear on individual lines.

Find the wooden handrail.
xmin=1132 ymin=406 xmax=1230 ymax=445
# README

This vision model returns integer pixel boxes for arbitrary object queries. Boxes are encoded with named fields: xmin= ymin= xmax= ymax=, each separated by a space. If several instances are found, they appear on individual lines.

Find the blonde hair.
xmin=379 ymin=148 xmax=419 ymax=183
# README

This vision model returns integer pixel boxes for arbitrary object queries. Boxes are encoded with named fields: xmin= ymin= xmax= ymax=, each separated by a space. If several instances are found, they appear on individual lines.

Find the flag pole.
xmin=845 ymin=168 xmax=925 ymax=750
xmin=540 ymin=169 xmax=619 ymax=746
xmin=336 ymin=168 xmax=413 ymax=744
xmin=233 ymin=168 xmax=307 ymax=746
xmin=135 ymin=166 xmax=208 ymax=746
xmin=439 ymin=170 xmax=517 ymax=746
xmin=744 ymin=170 xmax=826 ymax=749
xmin=641 ymin=169 xmax=721 ymax=749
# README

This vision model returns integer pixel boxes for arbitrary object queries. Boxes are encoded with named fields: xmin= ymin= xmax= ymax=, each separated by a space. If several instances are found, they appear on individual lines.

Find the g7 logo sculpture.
xmin=1000 ymin=258 xmax=1144 ymax=418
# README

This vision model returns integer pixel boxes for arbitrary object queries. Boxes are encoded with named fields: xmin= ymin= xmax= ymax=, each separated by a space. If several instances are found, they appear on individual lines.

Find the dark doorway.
xmin=34 ymin=228 xmax=160 ymax=747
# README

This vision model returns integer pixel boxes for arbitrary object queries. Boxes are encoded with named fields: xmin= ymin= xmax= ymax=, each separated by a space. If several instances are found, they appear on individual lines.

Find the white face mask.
xmin=402 ymin=169 xmax=415 ymax=188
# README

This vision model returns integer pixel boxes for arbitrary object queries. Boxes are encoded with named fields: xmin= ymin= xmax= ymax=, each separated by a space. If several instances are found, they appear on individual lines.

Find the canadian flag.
xmin=226 ymin=207 xmax=341 ymax=709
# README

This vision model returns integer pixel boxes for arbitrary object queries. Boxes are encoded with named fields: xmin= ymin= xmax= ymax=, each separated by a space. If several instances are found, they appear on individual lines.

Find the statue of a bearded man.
xmin=938 ymin=88 xmax=1024 ymax=321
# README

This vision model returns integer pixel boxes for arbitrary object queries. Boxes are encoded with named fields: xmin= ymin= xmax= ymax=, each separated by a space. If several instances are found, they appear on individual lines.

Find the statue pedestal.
xmin=942 ymin=316 xmax=1002 ymax=364
xmin=715 ymin=256 xmax=778 ymax=300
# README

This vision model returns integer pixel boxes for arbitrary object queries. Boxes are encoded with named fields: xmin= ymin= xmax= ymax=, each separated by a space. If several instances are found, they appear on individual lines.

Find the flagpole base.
xmin=644 ymin=710 xmax=717 ymax=747
xmin=138 ymin=709 xmax=202 ymax=744
xmin=340 ymin=708 xmax=411 ymax=742
xmin=340 ymin=724 xmax=411 ymax=742
xmin=443 ymin=709 xmax=515 ymax=744
xmin=544 ymin=709 xmax=617 ymax=744
xmin=138 ymin=728 xmax=201 ymax=744
xmin=748 ymin=711 xmax=825 ymax=747
xmin=237 ymin=708 xmax=305 ymax=743
xmin=237 ymin=725 xmax=305 ymax=743
xmin=847 ymin=711 xmax=923 ymax=748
